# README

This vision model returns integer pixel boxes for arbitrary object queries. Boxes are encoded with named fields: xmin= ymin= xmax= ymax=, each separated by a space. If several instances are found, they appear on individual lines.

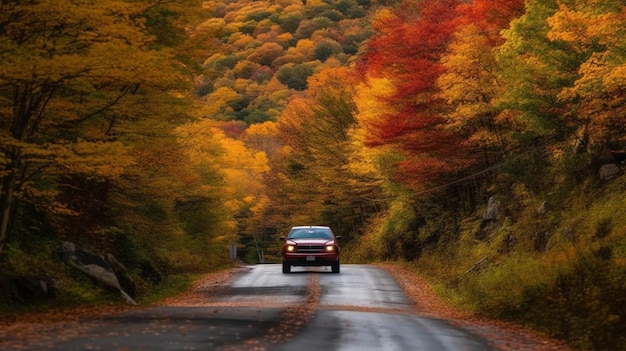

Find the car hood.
xmin=287 ymin=238 xmax=335 ymax=245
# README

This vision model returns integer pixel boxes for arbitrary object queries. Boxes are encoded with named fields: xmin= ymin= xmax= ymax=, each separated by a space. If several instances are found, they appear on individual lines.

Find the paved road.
xmin=17 ymin=265 xmax=492 ymax=350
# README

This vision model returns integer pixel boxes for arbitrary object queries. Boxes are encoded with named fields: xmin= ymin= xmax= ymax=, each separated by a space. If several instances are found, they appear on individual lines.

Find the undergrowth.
xmin=346 ymin=155 xmax=626 ymax=351
xmin=0 ymin=233 xmax=224 ymax=315
xmin=136 ymin=274 xmax=201 ymax=305
xmin=412 ymin=174 xmax=626 ymax=351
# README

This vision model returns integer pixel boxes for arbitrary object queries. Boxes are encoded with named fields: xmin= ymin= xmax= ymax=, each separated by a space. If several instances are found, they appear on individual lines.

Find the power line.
xmin=413 ymin=142 xmax=552 ymax=197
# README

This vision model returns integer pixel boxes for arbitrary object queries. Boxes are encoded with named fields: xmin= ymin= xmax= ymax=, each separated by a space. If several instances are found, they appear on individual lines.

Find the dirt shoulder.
xmin=375 ymin=262 xmax=574 ymax=351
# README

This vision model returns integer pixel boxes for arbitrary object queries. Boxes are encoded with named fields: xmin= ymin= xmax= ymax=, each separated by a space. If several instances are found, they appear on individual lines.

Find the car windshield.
xmin=288 ymin=229 xmax=333 ymax=239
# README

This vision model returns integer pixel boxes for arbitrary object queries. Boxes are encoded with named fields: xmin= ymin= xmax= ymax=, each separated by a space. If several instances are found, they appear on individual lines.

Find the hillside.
xmin=196 ymin=0 xmax=374 ymax=125
xmin=1 ymin=0 xmax=625 ymax=350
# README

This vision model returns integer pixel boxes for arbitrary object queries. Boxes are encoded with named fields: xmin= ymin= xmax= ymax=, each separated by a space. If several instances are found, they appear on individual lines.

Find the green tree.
xmin=276 ymin=64 xmax=315 ymax=90
xmin=314 ymin=39 xmax=343 ymax=61
xmin=547 ymin=0 xmax=626 ymax=146
xmin=496 ymin=0 xmax=593 ymax=145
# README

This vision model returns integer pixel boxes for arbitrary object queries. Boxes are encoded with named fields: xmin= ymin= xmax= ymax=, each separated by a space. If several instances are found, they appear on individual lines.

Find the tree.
xmin=547 ymin=0 xmax=626 ymax=146
xmin=356 ymin=0 xmax=470 ymax=191
xmin=496 ymin=0 xmax=591 ymax=145
xmin=244 ymin=121 xmax=281 ymax=158
xmin=314 ymin=39 xmax=343 ymax=61
xmin=189 ymin=121 xmax=272 ymax=262
xmin=270 ymin=67 xmax=384 ymax=239
xmin=247 ymin=42 xmax=285 ymax=66
xmin=276 ymin=64 xmax=315 ymax=90
xmin=436 ymin=0 xmax=525 ymax=165
xmin=0 ymin=0 xmax=190 ymax=256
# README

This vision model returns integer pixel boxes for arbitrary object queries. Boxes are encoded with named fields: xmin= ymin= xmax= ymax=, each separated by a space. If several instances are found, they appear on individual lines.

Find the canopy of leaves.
xmin=355 ymin=0 xmax=472 ymax=190
xmin=196 ymin=0 xmax=373 ymax=123
xmin=0 ymin=0 xmax=234 ymax=280
xmin=547 ymin=0 xmax=626 ymax=144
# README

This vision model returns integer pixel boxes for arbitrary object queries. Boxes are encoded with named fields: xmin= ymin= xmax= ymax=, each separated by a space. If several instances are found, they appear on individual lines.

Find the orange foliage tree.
xmin=265 ymin=67 xmax=383 ymax=238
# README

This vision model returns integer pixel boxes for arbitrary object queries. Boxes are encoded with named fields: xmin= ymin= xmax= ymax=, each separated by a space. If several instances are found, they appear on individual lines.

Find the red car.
xmin=280 ymin=226 xmax=341 ymax=274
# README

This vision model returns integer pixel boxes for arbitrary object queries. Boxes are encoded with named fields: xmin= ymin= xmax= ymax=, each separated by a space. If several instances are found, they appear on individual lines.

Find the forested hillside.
xmin=1 ymin=0 xmax=625 ymax=350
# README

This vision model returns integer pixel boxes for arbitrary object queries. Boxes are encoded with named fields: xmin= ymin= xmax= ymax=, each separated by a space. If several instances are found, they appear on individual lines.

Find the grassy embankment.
xmin=350 ymin=172 xmax=625 ymax=351
xmin=0 ymin=235 xmax=227 ymax=316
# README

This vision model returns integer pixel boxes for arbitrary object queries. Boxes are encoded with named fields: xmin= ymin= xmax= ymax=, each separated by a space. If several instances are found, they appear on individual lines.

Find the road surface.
xmin=9 ymin=264 xmax=493 ymax=350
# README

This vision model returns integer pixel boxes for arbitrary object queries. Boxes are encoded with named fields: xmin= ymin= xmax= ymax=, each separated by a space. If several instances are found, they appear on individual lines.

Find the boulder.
xmin=483 ymin=196 xmax=501 ymax=220
xmin=476 ymin=196 xmax=502 ymax=239
xmin=599 ymin=163 xmax=620 ymax=180
xmin=105 ymin=253 xmax=136 ymax=299
xmin=58 ymin=242 xmax=137 ymax=305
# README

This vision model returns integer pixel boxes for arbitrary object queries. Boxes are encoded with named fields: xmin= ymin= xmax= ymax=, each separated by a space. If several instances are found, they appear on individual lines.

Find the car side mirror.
xmin=279 ymin=236 xmax=286 ymax=241
xmin=336 ymin=236 xmax=342 ymax=240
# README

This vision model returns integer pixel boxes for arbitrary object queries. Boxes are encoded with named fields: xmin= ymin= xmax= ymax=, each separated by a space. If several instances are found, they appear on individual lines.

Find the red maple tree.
xmin=357 ymin=0 xmax=466 ymax=190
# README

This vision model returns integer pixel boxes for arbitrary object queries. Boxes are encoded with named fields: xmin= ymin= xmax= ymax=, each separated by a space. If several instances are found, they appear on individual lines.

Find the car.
xmin=280 ymin=226 xmax=341 ymax=274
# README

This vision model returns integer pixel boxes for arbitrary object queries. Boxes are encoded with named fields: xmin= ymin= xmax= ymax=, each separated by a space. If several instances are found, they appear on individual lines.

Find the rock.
xmin=105 ymin=254 xmax=136 ymax=299
xmin=476 ymin=196 xmax=502 ymax=240
xmin=483 ymin=196 xmax=501 ymax=220
xmin=58 ymin=242 xmax=137 ymax=305
xmin=58 ymin=242 xmax=118 ymax=289
xmin=599 ymin=163 xmax=620 ymax=180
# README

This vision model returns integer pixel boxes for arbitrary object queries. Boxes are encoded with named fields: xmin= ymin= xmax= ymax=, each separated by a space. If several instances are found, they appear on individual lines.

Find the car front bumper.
xmin=282 ymin=252 xmax=339 ymax=266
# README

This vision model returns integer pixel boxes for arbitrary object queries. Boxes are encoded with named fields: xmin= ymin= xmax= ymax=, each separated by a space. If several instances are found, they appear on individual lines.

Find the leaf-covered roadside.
xmin=0 ymin=267 xmax=238 ymax=350
xmin=376 ymin=263 xmax=574 ymax=351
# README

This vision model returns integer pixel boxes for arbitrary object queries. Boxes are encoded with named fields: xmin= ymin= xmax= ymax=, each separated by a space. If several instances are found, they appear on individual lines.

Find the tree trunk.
xmin=0 ymin=174 xmax=15 ymax=257
xmin=0 ymin=152 xmax=20 ymax=258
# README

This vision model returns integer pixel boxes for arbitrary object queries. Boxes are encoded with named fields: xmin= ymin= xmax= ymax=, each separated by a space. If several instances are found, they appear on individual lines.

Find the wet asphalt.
xmin=18 ymin=265 xmax=492 ymax=350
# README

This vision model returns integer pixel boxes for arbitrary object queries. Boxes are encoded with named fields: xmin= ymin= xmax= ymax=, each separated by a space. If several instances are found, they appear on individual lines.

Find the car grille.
xmin=296 ymin=245 xmax=325 ymax=253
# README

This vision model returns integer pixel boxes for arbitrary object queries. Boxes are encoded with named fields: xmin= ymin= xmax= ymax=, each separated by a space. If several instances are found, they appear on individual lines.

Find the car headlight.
xmin=286 ymin=245 xmax=296 ymax=252
xmin=325 ymin=245 xmax=335 ymax=252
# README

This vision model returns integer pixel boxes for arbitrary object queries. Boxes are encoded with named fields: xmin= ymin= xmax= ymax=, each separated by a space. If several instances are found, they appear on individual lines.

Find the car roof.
xmin=290 ymin=225 xmax=330 ymax=230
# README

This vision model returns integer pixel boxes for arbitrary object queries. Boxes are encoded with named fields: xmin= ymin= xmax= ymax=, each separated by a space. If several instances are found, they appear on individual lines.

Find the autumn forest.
xmin=1 ymin=0 xmax=625 ymax=349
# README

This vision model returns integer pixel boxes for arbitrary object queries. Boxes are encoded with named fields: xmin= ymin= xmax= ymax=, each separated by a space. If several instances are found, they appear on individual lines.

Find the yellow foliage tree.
xmin=352 ymin=75 xmax=399 ymax=181
xmin=0 ymin=0 xmax=191 ymax=255
xmin=270 ymin=67 xmax=384 ymax=234
xmin=437 ymin=24 xmax=508 ymax=165
xmin=548 ymin=0 xmax=626 ymax=144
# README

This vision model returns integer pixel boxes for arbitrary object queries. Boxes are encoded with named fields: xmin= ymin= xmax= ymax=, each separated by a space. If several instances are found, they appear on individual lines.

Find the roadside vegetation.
xmin=1 ymin=0 xmax=625 ymax=350
xmin=349 ymin=164 xmax=626 ymax=351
